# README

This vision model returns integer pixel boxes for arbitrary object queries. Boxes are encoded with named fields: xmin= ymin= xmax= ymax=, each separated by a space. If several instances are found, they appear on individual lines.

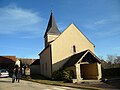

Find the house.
xmin=17 ymin=58 xmax=35 ymax=75
xmin=18 ymin=58 xmax=35 ymax=66
xmin=0 ymin=56 xmax=17 ymax=76
xmin=39 ymin=12 xmax=102 ymax=82
xmin=0 ymin=56 xmax=16 ymax=69
xmin=30 ymin=59 xmax=40 ymax=75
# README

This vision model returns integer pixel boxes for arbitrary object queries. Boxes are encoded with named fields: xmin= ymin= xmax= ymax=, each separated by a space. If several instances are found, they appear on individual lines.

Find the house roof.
xmin=17 ymin=58 xmax=35 ymax=65
xmin=44 ymin=12 xmax=61 ymax=37
xmin=0 ymin=56 xmax=16 ymax=62
xmin=63 ymin=50 xmax=101 ymax=67
xmin=38 ymin=45 xmax=50 ymax=55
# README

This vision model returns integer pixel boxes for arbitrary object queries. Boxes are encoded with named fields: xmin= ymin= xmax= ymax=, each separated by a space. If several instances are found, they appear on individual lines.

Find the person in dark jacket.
xmin=16 ymin=67 xmax=21 ymax=83
xmin=12 ymin=65 xmax=21 ymax=83
xmin=12 ymin=68 xmax=16 ymax=83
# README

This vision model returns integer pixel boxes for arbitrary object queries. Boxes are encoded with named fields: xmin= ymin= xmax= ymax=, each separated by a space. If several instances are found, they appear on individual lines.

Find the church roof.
xmin=44 ymin=12 xmax=61 ymax=37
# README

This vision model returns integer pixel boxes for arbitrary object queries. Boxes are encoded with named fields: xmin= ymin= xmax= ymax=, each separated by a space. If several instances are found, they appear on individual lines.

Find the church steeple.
xmin=44 ymin=12 xmax=61 ymax=38
xmin=44 ymin=12 xmax=61 ymax=47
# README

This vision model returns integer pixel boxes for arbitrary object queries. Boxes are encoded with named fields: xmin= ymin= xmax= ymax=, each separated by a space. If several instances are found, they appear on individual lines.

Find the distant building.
xmin=0 ymin=56 xmax=16 ymax=69
xmin=30 ymin=59 xmax=40 ymax=75
xmin=18 ymin=58 xmax=35 ymax=66
xmin=38 ymin=12 xmax=102 ymax=82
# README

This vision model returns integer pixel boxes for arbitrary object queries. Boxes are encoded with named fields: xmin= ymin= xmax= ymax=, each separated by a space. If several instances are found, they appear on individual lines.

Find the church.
xmin=38 ymin=12 xmax=102 ymax=82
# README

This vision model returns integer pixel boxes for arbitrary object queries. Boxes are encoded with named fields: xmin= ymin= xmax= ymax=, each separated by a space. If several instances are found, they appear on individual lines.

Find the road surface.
xmin=0 ymin=78 xmax=84 ymax=90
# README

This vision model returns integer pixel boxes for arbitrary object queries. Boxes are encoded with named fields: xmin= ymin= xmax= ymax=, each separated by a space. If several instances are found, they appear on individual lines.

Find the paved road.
xmin=0 ymin=78 xmax=84 ymax=90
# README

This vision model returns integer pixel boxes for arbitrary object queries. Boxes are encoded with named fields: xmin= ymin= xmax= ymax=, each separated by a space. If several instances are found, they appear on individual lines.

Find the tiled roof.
xmin=0 ymin=56 xmax=16 ymax=62
xmin=17 ymin=58 xmax=35 ymax=65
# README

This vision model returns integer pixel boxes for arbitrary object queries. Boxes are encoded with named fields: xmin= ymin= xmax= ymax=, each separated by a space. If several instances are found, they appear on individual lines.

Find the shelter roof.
xmin=63 ymin=50 xmax=101 ymax=67
xmin=63 ymin=50 xmax=87 ymax=67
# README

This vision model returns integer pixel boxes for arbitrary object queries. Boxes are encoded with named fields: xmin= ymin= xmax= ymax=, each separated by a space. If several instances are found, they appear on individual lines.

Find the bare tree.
xmin=107 ymin=55 xmax=116 ymax=64
xmin=114 ymin=56 xmax=120 ymax=64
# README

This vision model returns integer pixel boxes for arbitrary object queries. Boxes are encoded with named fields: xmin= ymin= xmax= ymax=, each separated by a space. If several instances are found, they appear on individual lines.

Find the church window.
xmin=73 ymin=45 xmax=76 ymax=53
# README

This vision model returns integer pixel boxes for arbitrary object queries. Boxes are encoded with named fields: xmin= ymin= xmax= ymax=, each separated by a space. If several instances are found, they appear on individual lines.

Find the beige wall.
xmin=51 ymin=24 xmax=94 ymax=72
xmin=48 ymin=34 xmax=59 ymax=42
xmin=45 ymin=34 xmax=59 ymax=47
xmin=80 ymin=63 xmax=98 ymax=79
xmin=40 ymin=46 xmax=52 ymax=78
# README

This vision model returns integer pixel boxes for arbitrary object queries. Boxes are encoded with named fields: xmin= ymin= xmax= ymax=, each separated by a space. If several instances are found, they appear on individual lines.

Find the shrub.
xmin=52 ymin=68 xmax=63 ymax=81
xmin=63 ymin=69 xmax=73 ymax=82
xmin=52 ymin=68 xmax=73 ymax=82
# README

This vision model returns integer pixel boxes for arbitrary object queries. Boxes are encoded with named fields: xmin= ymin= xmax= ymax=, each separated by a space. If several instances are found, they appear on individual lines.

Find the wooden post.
xmin=75 ymin=64 xmax=83 ymax=83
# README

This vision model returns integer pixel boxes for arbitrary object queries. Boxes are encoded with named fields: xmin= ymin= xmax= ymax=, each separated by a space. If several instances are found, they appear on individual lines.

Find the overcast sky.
xmin=0 ymin=0 xmax=120 ymax=59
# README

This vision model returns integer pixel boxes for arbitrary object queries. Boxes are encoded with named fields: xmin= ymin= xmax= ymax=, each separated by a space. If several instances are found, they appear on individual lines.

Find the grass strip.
xmin=22 ymin=78 xmax=102 ymax=90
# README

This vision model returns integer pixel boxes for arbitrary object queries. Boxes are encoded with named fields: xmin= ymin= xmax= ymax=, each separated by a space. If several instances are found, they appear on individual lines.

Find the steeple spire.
xmin=44 ymin=12 xmax=61 ymax=38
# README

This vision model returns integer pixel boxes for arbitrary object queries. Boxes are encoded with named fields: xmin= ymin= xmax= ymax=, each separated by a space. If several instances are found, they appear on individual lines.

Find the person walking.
xmin=12 ymin=68 xmax=16 ymax=83
xmin=16 ymin=67 xmax=21 ymax=83
xmin=12 ymin=65 xmax=21 ymax=83
xmin=14 ymin=65 xmax=21 ymax=83
xmin=15 ymin=59 xmax=20 ymax=68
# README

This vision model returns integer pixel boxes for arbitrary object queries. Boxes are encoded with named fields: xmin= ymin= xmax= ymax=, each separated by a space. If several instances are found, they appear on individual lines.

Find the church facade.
xmin=39 ymin=12 xmax=102 ymax=82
